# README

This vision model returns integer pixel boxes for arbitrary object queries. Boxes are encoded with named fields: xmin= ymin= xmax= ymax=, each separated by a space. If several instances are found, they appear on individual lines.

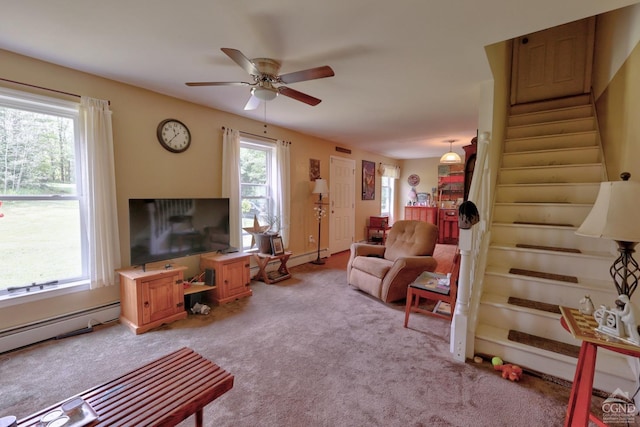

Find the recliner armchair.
xmin=347 ymin=220 xmax=438 ymax=303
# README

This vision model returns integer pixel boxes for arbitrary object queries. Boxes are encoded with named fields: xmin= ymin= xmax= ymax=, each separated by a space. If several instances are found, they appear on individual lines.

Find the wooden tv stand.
xmin=200 ymin=252 xmax=252 ymax=305
xmin=118 ymin=265 xmax=188 ymax=335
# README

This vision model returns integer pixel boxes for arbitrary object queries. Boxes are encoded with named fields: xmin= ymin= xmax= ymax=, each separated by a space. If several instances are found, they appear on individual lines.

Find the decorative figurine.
xmin=579 ymin=295 xmax=595 ymax=316
xmin=616 ymin=295 xmax=640 ymax=345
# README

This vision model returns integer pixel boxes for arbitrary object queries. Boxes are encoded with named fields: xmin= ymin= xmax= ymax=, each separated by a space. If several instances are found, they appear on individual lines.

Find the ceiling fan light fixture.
xmin=439 ymin=139 xmax=462 ymax=164
xmin=252 ymin=86 xmax=278 ymax=101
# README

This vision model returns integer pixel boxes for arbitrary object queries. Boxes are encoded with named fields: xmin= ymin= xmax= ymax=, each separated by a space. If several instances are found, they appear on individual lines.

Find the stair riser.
xmin=478 ymin=306 xmax=569 ymax=343
xmin=496 ymin=184 xmax=599 ymax=204
xmin=507 ymin=117 xmax=595 ymax=139
xmin=508 ymin=105 xmax=593 ymax=127
xmin=499 ymin=164 xmax=604 ymax=185
xmin=473 ymin=336 xmax=633 ymax=393
xmin=483 ymin=273 xmax=616 ymax=308
xmin=487 ymin=247 xmax=613 ymax=281
xmin=509 ymin=94 xmax=590 ymax=115
xmin=501 ymin=147 xmax=601 ymax=168
xmin=505 ymin=132 xmax=596 ymax=153
xmin=490 ymin=224 xmax=615 ymax=253
xmin=492 ymin=204 xmax=592 ymax=227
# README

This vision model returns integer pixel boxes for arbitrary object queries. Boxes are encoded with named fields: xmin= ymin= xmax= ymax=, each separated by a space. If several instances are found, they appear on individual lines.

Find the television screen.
xmin=128 ymin=198 xmax=230 ymax=266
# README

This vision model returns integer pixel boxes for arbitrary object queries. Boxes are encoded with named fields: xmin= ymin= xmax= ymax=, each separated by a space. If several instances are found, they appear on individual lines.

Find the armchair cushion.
xmin=347 ymin=220 xmax=438 ymax=303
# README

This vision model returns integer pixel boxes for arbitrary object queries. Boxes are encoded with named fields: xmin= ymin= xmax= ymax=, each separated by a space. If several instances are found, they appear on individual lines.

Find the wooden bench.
xmin=17 ymin=347 xmax=234 ymax=427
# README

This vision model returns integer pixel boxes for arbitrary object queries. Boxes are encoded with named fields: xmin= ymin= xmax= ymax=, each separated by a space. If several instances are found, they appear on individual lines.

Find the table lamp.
xmin=575 ymin=172 xmax=640 ymax=299
xmin=311 ymin=178 xmax=329 ymax=265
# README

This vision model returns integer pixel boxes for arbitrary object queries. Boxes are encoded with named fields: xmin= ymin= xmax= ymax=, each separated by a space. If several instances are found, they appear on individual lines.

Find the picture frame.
xmin=362 ymin=160 xmax=375 ymax=200
xmin=309 ymin=158 xmax=320 ymax=181
xmin=271 ymin=236 xmax=285 ymax=255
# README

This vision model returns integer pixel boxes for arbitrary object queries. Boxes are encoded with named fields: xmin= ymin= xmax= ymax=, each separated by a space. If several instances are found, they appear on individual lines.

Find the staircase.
xmin=473 ymin=94 xmax=635 ymax=393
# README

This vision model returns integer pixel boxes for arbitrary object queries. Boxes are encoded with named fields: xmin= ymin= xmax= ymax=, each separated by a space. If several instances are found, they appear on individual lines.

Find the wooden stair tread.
xmin=509 ymin=268 xmax=578 ymax=283
xmin=508 ymin=296 xmax=561 ymax=314
xmin=513 ymin=221 xmax=574 ymax=227
xmin=515 ymin=244 xmax=581 ymax=253
xmin=508 ymin=329 xmax=580 ymax=358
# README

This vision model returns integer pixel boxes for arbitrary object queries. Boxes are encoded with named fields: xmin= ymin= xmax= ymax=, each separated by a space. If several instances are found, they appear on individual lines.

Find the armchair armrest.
xmin=347 ymin=243 xmax=387 ymax=279
xmin=351 ymin=242 xmax=386 ymax=258
xmin=381 ymin=256 xmax=438 ymax=303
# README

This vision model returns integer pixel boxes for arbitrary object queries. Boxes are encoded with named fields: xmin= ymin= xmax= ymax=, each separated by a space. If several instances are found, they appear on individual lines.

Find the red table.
xmin=560 ymin=306 xmax=640 ymax=426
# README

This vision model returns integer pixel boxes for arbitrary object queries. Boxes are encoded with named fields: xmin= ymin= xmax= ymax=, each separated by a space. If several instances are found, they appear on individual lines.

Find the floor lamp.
xmin=311 ymin=178 xmax=329 ymax=265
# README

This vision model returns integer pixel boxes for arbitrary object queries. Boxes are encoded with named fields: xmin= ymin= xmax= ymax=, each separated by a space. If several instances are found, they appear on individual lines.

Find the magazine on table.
xmin=412 ymin=271 xmax=451 ymax=291
xmin=435 ymin=301 xmax=452 ymax=316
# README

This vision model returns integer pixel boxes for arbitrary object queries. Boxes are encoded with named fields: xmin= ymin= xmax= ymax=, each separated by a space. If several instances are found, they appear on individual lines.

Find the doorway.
xmin=329 ymin=156 xmax=355 ymax=255
xmin=511 ymin=17 xmax=595 ymax=105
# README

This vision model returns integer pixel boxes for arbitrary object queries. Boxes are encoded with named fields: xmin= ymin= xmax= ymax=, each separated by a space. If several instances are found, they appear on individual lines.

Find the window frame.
xmin=380 ymin=175 xmax=394 ymax=221
xmin=239 ymin=138 xmax=277 ymax=251
xmin=0 ymin=87 xmax=90 ymax=305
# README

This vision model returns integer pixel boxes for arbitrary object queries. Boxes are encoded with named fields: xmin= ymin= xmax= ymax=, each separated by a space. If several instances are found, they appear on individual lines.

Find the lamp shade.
xmin=252 ymin=86 xmax=278 ymax=101
xmin=576 ymin=176 xmax=640 ymax=242
xmin=439 ymin=139 xmax=462 ymax=164
xmin=312 ymin=178 xmax=329 ymax=195
xmin=439 ymin=151 xmax=462 ymax=164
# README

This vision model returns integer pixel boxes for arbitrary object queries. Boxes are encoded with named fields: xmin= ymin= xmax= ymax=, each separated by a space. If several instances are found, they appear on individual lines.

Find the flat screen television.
xmin=128 ymin=198 xmax=230 ymax=267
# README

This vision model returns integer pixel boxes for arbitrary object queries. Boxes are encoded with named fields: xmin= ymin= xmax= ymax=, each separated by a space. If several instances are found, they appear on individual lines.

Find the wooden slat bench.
xmin=17 ymin=347 xmax=234 ymax=427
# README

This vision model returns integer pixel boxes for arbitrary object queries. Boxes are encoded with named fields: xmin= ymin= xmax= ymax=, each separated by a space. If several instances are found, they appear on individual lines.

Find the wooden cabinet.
xmin=439 ymin=208 xmax=459 ymax=244
xmin=404 ymin=206 xmax=438 ymax=225
xmin=119 ymin=266 xmax=188 ymax=334
xmin=200 ymin=252 xmax=252 ymax=305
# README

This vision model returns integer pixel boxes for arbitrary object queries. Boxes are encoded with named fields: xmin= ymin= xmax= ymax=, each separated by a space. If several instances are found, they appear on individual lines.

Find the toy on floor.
xmin=191 ymin=302 xmax=211 ymax=315
xmin=491 ymin=356 xmax=523 ymax=381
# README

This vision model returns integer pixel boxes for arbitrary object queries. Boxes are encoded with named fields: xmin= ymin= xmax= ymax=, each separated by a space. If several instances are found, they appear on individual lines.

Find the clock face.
xmin=157 ymin=119 xmax=191 ymax=153
xmin=407 ymin=174 xmax=420 ymax=187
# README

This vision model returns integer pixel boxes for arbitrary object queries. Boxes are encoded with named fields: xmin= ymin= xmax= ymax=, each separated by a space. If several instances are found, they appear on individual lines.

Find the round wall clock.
xmin=407 ymin=174 xmax=420 ymax=187
xmin=157 ymin=119 xmax=191 ymax=153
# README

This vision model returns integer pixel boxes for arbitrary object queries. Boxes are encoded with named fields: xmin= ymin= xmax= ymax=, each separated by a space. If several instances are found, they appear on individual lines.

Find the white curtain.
xmin=379 ymin=163 xmax=400 ymax=179
xmin=222 ymin=128 xmax=241 ymax=249
xmin=276 ymin=140 xmax=291 ymax=248
xmin=79 ymin=97 xmax=121 ymax=289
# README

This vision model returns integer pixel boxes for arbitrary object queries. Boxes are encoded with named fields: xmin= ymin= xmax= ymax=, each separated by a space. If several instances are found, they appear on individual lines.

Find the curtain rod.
xmin=221 ymin=126 xmax=279 ymax=142
xmin=0 ymin=77 xmax=110 ymax=104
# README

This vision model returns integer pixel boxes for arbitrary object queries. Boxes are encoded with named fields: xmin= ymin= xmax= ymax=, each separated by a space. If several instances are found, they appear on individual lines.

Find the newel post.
xmin=450 ymin=200 xmax=479 ymax=361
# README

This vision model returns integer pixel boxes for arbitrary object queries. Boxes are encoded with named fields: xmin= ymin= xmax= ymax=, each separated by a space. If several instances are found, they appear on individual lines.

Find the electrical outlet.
xmin=309 ymin=235 xmax=316 ymax=243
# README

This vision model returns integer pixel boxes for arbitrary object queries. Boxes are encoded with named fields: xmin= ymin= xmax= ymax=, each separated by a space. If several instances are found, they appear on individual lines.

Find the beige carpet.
xmin=0 ymin=250 xmax=594 ymax=426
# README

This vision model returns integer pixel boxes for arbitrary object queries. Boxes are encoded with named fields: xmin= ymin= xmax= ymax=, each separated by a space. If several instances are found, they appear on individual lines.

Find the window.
xmin=239 ymin=139 xmax=277 ymax=251
xmin=381 ymin=176 xmax=394 ymax=220
xmin=0 ymin=88 xmax=87 ymax=297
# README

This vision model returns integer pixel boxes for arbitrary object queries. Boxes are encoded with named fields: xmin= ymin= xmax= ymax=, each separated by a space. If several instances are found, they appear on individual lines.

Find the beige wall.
xmin=594 ymin=6 xmax=640 ymax=180
xmin=399 ymin=157 xmax=443 ymax=210
xmin=0 ymin=48 xmax=399 ymax=330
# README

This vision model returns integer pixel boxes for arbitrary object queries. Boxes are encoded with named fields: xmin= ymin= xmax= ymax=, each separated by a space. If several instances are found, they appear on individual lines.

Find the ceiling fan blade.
xmin=221 ymin=48 xmax=260 ymax=76
xmin=279 ymin=66 xmax=334 ymax=84
xmin=185 ymin=81 xmax=252 ymax=87
xmin=278 ymin=86 xmax=322 ymax=106
xmin=244 ymin=95 xmax=261 ymax=110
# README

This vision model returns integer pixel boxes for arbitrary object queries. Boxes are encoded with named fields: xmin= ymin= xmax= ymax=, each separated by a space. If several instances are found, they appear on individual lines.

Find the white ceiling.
xmin=0 ymin=0 xmax=637 ymax=159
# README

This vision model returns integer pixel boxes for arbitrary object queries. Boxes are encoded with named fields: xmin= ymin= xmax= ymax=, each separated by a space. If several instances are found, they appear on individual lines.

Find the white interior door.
xmin=329 ymin=156 xmax=355 ymax=254
xmin=511 ymin=17 xmax=594 ymax=105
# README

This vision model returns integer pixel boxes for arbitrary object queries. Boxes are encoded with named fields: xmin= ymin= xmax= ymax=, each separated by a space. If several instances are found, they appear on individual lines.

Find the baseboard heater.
xmin=0 ymin=302 xmax=120 ymax=354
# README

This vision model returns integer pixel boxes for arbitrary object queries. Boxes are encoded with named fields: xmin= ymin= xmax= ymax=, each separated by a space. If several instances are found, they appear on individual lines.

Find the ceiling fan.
xmin=186 ymin=48 xmax=335 ymax=110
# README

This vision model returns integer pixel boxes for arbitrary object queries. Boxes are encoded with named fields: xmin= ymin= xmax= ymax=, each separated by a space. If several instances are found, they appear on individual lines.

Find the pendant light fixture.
xmin=440 ymin=139 xmax=461 ymax=164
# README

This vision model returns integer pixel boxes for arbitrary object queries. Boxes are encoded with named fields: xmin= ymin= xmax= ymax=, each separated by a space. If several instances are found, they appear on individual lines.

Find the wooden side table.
xmin=253 ymin=251 xmax=292 ymax=284
xmin=560 ymin=306 xmax=640 ymax=427
xmin=366 ymin=225 xmax=391 ymax=244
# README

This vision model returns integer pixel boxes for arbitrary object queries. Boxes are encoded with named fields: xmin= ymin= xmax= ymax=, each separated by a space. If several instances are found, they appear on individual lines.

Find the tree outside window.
xmin=240 ymin=140 xmax=276 ymax=250
xmin=0 ymin=90 xmax=86 ymax=294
